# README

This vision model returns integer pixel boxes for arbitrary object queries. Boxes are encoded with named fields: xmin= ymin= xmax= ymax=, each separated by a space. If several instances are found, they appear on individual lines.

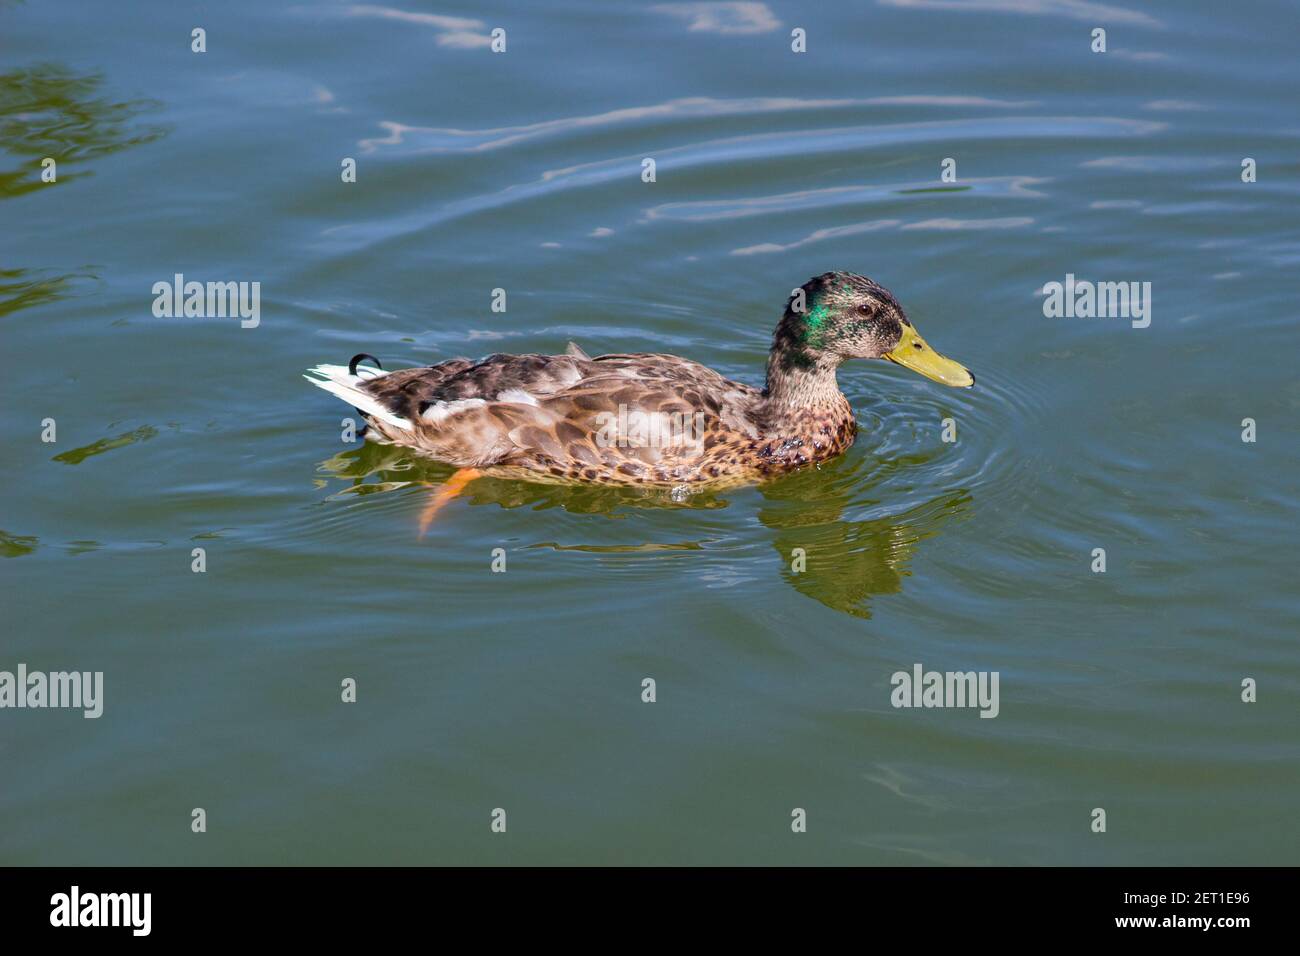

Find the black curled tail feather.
xmin=349 ymin=353 xmax=383 ymax=376
xmin=346 ymin=354 xmax=383 ymax=435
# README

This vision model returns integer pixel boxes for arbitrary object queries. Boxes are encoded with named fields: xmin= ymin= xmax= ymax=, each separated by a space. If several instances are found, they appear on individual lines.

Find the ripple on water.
xmin=312 ymin=98 xmax=1162 ymax=258
xmin=847 ymin=359 xmax=1052 ymax=518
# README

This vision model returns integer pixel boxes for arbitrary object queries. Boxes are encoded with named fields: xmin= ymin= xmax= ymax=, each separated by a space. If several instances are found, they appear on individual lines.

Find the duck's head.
xmin=774 ymin=271 xmax=974 ymax=388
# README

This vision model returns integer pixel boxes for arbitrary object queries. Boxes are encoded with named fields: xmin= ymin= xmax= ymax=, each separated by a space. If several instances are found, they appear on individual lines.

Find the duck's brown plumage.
xmin=307 ymin=272 xmax=973 ymax=488
xmin=356 ymin=346 xmax=854 ymax=486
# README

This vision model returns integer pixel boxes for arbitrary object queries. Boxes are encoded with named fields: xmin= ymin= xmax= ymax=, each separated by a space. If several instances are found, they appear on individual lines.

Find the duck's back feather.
xmin=327 ymin=349 xmax=768 ymax=482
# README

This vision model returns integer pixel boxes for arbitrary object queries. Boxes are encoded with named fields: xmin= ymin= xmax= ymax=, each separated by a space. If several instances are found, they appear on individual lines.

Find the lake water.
xmin=3 ymin=0 xmax=1297 ymax=865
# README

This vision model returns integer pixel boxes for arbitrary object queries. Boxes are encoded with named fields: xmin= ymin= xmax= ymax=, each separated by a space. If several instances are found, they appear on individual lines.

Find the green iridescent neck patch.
xmin=802 ymin=301 xmax=831 ymax=347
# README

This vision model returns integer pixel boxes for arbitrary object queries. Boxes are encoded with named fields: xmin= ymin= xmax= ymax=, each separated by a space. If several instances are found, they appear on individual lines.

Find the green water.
xmin=3 ymin=0 xmax=1298 ymax=865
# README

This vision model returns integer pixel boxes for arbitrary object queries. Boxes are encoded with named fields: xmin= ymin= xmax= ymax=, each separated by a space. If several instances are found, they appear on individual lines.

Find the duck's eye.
xmin=856 ymin=302 xmax=875 ymax=315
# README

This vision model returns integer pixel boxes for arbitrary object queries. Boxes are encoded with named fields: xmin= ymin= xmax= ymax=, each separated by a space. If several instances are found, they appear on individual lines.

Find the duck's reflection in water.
xmin=755 ymin=466 xmax=970 ymax=618
xmin=317 ymin=443 xmax=969 ymax=618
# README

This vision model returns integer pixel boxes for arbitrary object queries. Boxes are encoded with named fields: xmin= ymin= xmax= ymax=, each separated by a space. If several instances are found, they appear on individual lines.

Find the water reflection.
xmin=51 ymin=425 xmax=158 ymax=465
xmin=356 ymin=95 xmax=1037 ymax=155
xmin=0 ymin=62 xmax=166 ymax=200
xmin=317 ymin=440 xmax=735 ymax=512
xmin=0 ymin=265 xmax=98 ymax=318
xmin=758 ymin=473 xmax=970 ymax=618
xmin=1 ymin=529 xmax=39 ymax=558
xmin=317 ymin=442 xmax=968 ymax=617
xmin=877 ymin=0 xmax=1160 ymax=28
xmin=0 ymin=62 xmax=166 ymax=316
xmin=653 ymin=2 xmax=782 ymax=35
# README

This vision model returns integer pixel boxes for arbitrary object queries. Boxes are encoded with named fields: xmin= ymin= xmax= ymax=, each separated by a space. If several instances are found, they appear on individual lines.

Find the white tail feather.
xmin=303 ymin=364 xmax=412 ymax=430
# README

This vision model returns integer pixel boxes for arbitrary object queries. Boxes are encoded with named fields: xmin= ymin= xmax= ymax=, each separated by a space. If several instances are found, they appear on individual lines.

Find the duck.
xmin=305 ymin=271 xmax=973 ymax=499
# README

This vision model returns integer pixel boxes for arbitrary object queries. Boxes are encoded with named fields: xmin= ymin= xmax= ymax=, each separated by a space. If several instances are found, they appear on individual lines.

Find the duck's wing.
xmin=362 ymin=353 xmax=584 ymax=418
xmin=327 ymin=351 xmax=762 ymax=477
xmin=508 ymin=352 xmax=764 ymax=482
xmin=582 ymin=353 xmax=763 ymax=438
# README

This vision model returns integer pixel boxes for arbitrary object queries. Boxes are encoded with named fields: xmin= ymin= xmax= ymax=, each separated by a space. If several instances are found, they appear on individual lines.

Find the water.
xmin=3 ymin=0 xmax=1298 ymax=865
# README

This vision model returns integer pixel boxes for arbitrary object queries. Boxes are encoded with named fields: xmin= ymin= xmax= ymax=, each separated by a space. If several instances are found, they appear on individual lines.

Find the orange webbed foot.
xmin=418 ymin=468 xmax=482 ymax=537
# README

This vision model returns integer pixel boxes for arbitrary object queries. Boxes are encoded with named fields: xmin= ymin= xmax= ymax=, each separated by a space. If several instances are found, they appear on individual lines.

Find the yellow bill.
xmin=883 ymin=323 xmax=974 ymax=388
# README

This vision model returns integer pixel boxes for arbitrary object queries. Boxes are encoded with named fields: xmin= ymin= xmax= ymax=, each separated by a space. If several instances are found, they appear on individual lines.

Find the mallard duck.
xmin=306 ymin=271 xmax=973 ymax=496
